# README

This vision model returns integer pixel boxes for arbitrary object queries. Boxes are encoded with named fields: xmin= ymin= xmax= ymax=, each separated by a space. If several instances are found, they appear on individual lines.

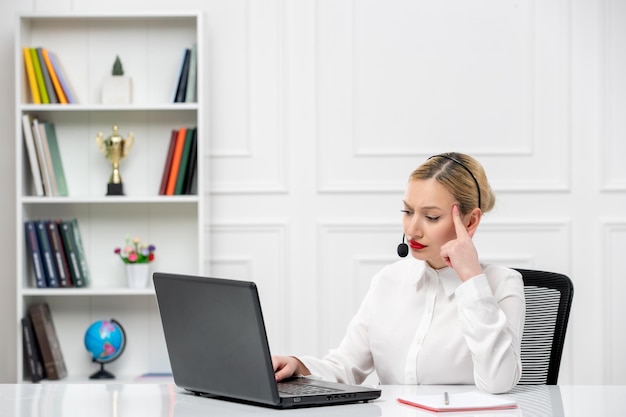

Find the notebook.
xmin=153 ymin=273 xmax=382 ymax=408
xmin=397 ymin=390 xmax=518 ymax=412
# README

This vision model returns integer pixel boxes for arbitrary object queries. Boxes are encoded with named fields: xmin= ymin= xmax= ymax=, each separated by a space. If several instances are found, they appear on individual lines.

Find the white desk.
xmin=3 ymin=383 xmax=625 ymax=417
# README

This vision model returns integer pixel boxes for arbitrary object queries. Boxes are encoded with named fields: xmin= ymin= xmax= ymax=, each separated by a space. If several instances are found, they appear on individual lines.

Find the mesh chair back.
xmin=514 ymin=269 xmax=574 ymax=385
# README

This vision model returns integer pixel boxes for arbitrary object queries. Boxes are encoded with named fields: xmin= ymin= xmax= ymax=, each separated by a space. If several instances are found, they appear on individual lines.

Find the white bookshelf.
xmin=15 ymin=12 xmax=205 ymax=382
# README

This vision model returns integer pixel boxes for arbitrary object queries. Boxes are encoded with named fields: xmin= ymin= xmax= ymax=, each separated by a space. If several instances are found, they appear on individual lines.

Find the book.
xmin=28 ymin=303 xmax=67 ymax=380
xmin=46 ymin=220 xmax=72 ymax=288
xmin=174 ymin=127 xmax=195 ymax=194
xmin=58 ymin=219 xmax=86 ymax=288
xmin=171 ymin=48 xmax=189 ymax=102
xmin=23 ymin=47 xmax=41 ymax=104
xmin=397 ymin=391 xmax=518 ymax=412
xmin=43 ymin=122 xmax=69 ymax=196
xmin=24 ymin=221 xmax=47 ymax=288
xmin=158 ymin=129 xmax=178 ymax=195
xmin=165 ymin=128 xmax=187 ymax=195
xmin=69 ymin=218 xmax=90 ymax=287
xmin=184 ymin=43 xmax=197 ymax=103
xmin=36 ymin=119 xmax=59 ymax=196
xmin=21 ymin=315 xmax=45 ymax=382
xmin=48 ymin=52 xmax=77 ymax=104
xmin=35 ymin=220 xmax=59 ymax=288
xmin=31 ymin=117 xmax=55 ymax=196
xmin=36 ymin=47 xmax=58 ymax=104
xmin=42 ymin=48 xmax=68 ymax=104
xmin=182 ymin=128 xmax=198 ymax=195
xmin=174 ymin=48 xmax=191 ymax=103
xmin=21 ymin=114 xmax=44 ymax=196
xmin=30 ymin=48 xmax=49 ymax=104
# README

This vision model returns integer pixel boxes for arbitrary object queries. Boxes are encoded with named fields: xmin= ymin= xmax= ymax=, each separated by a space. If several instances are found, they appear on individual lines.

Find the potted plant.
xmin=114 ymin=236 xmax=156 ymax=288
xmin=102 ymin=55 xmax=132 ymax=104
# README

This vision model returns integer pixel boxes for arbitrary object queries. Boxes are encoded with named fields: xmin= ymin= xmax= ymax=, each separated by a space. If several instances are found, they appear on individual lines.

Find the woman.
xmin=273 ymin=152 xmax=525 ymax=394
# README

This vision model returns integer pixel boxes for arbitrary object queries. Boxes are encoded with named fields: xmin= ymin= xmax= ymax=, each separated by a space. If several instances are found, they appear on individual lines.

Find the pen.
xmin=444 ymin=391 xmax=449 ymax=405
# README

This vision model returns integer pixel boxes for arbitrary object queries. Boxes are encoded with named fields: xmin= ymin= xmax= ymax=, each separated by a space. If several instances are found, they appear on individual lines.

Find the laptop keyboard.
xmin=278 ymin=381 xmax=341 ymax=395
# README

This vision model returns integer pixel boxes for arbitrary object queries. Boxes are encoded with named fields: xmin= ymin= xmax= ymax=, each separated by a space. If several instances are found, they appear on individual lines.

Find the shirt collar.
xmin=422 ymin=263 xmax=463 ymax=297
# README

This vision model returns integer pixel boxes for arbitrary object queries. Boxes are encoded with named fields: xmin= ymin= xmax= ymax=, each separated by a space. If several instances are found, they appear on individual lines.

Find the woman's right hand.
xmin=272 ymin=355 xmax=311 ymax=382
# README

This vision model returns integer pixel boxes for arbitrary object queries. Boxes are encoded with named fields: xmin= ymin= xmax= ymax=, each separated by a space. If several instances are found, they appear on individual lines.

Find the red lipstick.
xmin=409 ymin=240 xmax=426 ymax=250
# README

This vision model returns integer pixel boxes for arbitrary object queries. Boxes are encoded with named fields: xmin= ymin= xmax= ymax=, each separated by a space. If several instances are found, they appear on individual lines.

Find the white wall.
xmin=1 ymin=0 xmax=625 ymax=384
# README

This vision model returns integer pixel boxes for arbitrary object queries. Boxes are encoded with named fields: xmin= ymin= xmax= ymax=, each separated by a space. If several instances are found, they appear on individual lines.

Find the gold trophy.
xmin=96 ymin=125 xmax=134 ymax=195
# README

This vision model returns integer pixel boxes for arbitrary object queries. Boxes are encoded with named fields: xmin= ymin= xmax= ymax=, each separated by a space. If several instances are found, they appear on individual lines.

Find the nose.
xmin=404 ymin=214 xmax=423 ymax=239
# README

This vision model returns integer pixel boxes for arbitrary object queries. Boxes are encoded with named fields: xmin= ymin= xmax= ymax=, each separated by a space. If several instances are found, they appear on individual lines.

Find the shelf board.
xmin=20 ymin=103 xmax=198 ymax=112
xmin=21 ymin=288 xmax=155 ymax=296
xmin=20 ymin=195 xmax=199 ymax=204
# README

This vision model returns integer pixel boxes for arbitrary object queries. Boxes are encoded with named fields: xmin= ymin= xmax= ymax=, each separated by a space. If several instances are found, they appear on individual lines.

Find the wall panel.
xmin=316 ymin=0 xmax=571 ymax=193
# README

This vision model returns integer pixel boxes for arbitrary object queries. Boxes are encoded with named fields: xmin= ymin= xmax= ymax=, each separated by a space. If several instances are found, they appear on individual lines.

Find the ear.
xmin=464 ymin=208 xmax=482 ymax=238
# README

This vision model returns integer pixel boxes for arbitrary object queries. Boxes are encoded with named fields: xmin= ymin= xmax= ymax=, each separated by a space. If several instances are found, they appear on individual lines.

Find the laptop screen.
xmin=153 ymin=273 xmax=280 ymax=405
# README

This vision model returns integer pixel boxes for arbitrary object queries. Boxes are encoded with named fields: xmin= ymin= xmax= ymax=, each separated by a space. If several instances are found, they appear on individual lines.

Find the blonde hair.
xmin=409 ymin=152 xmax=495 ymax=215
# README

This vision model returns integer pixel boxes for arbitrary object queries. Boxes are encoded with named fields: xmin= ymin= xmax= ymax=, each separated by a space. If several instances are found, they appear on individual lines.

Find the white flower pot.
xmin=102 ymin=76 xmax=132 ymax=105
xmin=125 ymin=263 xmax=150 ymax=288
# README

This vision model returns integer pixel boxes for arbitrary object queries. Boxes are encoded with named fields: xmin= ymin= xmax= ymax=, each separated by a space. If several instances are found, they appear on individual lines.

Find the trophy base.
xmin=107 ymin=183 xmax=124 ymax=196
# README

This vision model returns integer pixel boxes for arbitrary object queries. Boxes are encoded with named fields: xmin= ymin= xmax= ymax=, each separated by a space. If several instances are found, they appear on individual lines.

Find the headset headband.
xmin=428 ymin=154 xmax=481 ymax=210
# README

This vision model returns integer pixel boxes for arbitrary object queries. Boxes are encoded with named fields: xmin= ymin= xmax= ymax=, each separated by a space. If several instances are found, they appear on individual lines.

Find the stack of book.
xmin=172 ymin=43 xmax=197 ymax=103
xmin=22 ymin=114 xmax=68 ymax=197
xmin=23 ymin=46 xmax=76 ymax=105
xmin=24 ymin=218 xmax=90 ymax=289
xmin=159 ymin=127 xmax=198 ymax=195
xmin=22 ymin=302 xmax=67 ymax=382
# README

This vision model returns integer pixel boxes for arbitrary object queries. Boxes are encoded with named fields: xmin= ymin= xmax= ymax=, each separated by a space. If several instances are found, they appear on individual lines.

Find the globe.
xmin=84 ymin=319 xmax=126 ymax=379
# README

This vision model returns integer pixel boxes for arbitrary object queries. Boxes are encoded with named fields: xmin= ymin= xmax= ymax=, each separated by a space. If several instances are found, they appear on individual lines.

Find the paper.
xmin=397 ymin=390 xmax=518 ymax=412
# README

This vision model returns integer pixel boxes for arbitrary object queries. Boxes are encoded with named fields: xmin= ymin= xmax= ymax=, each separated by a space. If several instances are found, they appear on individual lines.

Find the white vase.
xmin=125 ymin=263 xmax=150 ymax=288
xmin=102 ymin=76 xmax=132 ymax=105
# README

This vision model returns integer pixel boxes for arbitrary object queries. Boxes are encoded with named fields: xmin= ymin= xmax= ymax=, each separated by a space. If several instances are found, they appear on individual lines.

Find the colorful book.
xmin=59 ymin=219 xmax=86 ymax=288
xmin=174 ymin=48 xmax=191 ymax=103
xmin=182 ymin=128 xmax=198 ymax=195
xmin=159 ymin=129 xmax=178 ymax=195
xmin=24 ymin=221 xmax=46 ymax=288
xmin=174 ymin=127 xmax=195 ymax=194
xmin=35 ymin=220 xmax=59 ymax=288
xmin=31 ymin=118 xmax=54 ymax=196
xmin=165 ymin=128 xmax=187 ymax=195
xmin=184 ymin=43 xmax=197 ymax=103
xmin=46 ymin=220 xmax=72 ymax=287
xmin=30 ymin=48 xmax=49 ymax=104
xmin=21 ymin=114 xmax=44 ymax=196
xmin=21 ymin=315 xmax=45 ymax=382
xmin=23 ymin=47 xmax=41 ymax=104
xmin=36 ymin=47 xmax=58 ymax=104
xmin=42 ymin=48 xmax=68 ymax=104
xmin=28 ymin=303 xmax=67 ymax=380
xmin=43 ymin=122 xmax=68 ymax=196
xmin=70 ymin=219 xmax=90 ymax=287
xmin=48 ymin=52 xmax=77 ymax=104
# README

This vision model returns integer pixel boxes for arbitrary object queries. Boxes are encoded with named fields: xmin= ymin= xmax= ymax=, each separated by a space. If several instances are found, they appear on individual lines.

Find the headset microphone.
xmin=397 ymin=235 xmax=409 ymax=258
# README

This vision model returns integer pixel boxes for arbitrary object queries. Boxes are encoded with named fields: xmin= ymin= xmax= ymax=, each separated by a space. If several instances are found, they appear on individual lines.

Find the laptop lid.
xmin=153 ymin=273 xmax=381 ymax=408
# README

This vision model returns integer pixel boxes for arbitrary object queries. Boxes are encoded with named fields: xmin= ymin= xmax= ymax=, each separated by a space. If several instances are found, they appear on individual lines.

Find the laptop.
xmin=153 ymin=273 xmax=382 ymax=408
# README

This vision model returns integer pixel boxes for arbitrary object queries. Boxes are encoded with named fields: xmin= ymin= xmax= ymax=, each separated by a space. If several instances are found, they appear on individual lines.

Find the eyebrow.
xmin=402 ymin=200 xmax=443 ymax=211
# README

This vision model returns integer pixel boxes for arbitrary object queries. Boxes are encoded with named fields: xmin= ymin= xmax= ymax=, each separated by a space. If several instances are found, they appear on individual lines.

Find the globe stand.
xmin=90 ymin=362 xmax=116 ymax=379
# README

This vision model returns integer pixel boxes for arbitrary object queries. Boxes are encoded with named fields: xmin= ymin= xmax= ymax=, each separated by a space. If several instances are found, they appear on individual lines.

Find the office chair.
xmin=514 ymin=268 xmax=574 ymax=385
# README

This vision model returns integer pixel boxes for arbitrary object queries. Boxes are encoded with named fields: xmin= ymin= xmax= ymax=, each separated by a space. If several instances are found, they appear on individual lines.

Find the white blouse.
xmin=299 ymin=257 xmax=526 ymax=393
